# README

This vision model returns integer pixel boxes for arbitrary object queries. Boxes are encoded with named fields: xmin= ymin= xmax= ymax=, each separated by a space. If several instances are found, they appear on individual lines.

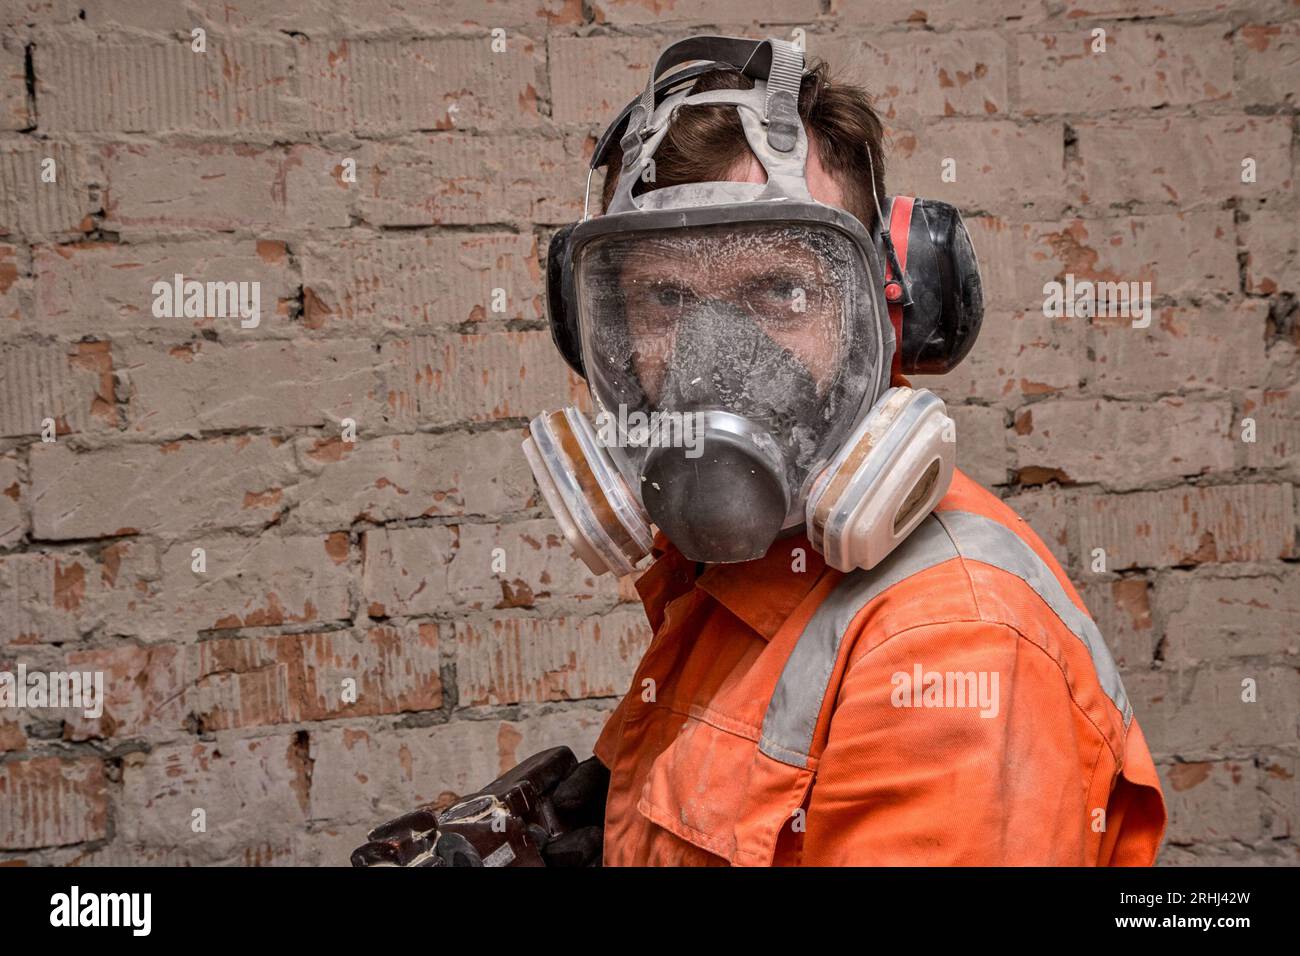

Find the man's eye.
xmin=653 ymin=285 xmax=691 ymax=308
xmin=743 ymin=276 xmax=804 ymax=317
xmin=763 ymin=276 xmax=800 ymax=300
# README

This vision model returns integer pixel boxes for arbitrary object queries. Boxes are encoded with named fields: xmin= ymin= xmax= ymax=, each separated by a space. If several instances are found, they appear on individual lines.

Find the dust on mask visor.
xmin=575 ymin=220 xmax=885 ymax=529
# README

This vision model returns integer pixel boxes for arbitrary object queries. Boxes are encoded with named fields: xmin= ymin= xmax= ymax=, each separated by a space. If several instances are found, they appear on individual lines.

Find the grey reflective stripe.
xmin=934 ymin=510 xmax=1131 ymax=727
xmin=759 ymin=509 xmax=1133 ymax=768
xmin=759 ymin=516 xmax=957 ymax=767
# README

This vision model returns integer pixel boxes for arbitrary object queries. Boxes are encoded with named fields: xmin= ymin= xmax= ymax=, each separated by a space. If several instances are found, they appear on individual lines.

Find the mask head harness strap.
xmin=582 ymin=60 xmax=726 ymax=220
xmin=604 ymin=36 xmax=810 ymax=216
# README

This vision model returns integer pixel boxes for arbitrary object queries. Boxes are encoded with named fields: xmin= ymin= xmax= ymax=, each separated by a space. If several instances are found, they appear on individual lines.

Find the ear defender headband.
xmin=545 ymin=45 xmax=984 ymax=382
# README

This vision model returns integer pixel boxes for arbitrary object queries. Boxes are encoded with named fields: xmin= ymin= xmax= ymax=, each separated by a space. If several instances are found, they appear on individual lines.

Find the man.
xmin=355 ymin=35 xmax=1166 ymax=868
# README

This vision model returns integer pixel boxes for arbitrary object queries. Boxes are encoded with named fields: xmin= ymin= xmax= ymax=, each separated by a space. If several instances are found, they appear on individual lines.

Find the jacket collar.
xmin=635 ymin=529 xmax=830 ymax=641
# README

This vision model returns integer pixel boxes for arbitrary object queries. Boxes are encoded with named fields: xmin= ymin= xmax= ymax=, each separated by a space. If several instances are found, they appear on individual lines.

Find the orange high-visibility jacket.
xmin=594 ymin=469 xmax=1167 ymax=866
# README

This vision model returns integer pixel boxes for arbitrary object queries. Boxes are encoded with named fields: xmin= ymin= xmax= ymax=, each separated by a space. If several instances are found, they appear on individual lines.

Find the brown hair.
xmin=599 ymin=59 xmax=887 ymax=230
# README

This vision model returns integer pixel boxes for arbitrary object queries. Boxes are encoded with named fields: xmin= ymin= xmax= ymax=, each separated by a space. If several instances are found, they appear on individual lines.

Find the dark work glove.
xmin=541 ymin=756 xmax=610 ymax=867
xmin=540 ymin=825 xmax=604 ymax=867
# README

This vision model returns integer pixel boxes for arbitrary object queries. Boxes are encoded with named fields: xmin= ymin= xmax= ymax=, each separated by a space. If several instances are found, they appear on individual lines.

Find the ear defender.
xmin=876 ymin=196 xmax=984 ymax=375
xmin=806 ymin=387 xmax=956 ymax=572
xmin=522 ymin=408 xmax=653 ymax=576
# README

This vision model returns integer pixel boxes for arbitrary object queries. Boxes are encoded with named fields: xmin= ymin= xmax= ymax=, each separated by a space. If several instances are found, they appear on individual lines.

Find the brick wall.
xmin=0 ymin=0 xmax=1295 ymax=866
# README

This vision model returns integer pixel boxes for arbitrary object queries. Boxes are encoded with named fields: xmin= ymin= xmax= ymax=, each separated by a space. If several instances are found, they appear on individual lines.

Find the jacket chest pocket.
xmin=636 ymin=705 xmax=816 ymax=867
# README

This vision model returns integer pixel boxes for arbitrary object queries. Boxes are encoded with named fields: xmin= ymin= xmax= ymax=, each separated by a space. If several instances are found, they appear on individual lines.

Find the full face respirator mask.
xmin=523 ymin=35 xmax=984 ymax=575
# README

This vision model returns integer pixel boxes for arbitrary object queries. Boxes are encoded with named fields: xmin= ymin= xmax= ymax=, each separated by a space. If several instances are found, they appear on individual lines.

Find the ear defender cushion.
xmin=899 ymin=199 xmax=984 ymax=375
xmin=546 ymin=223 xmax=585 ymax=378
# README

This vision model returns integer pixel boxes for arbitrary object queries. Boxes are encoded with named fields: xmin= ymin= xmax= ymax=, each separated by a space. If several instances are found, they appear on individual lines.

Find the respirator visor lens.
xmin=575 ymin=220 xmax=883 ymax=484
